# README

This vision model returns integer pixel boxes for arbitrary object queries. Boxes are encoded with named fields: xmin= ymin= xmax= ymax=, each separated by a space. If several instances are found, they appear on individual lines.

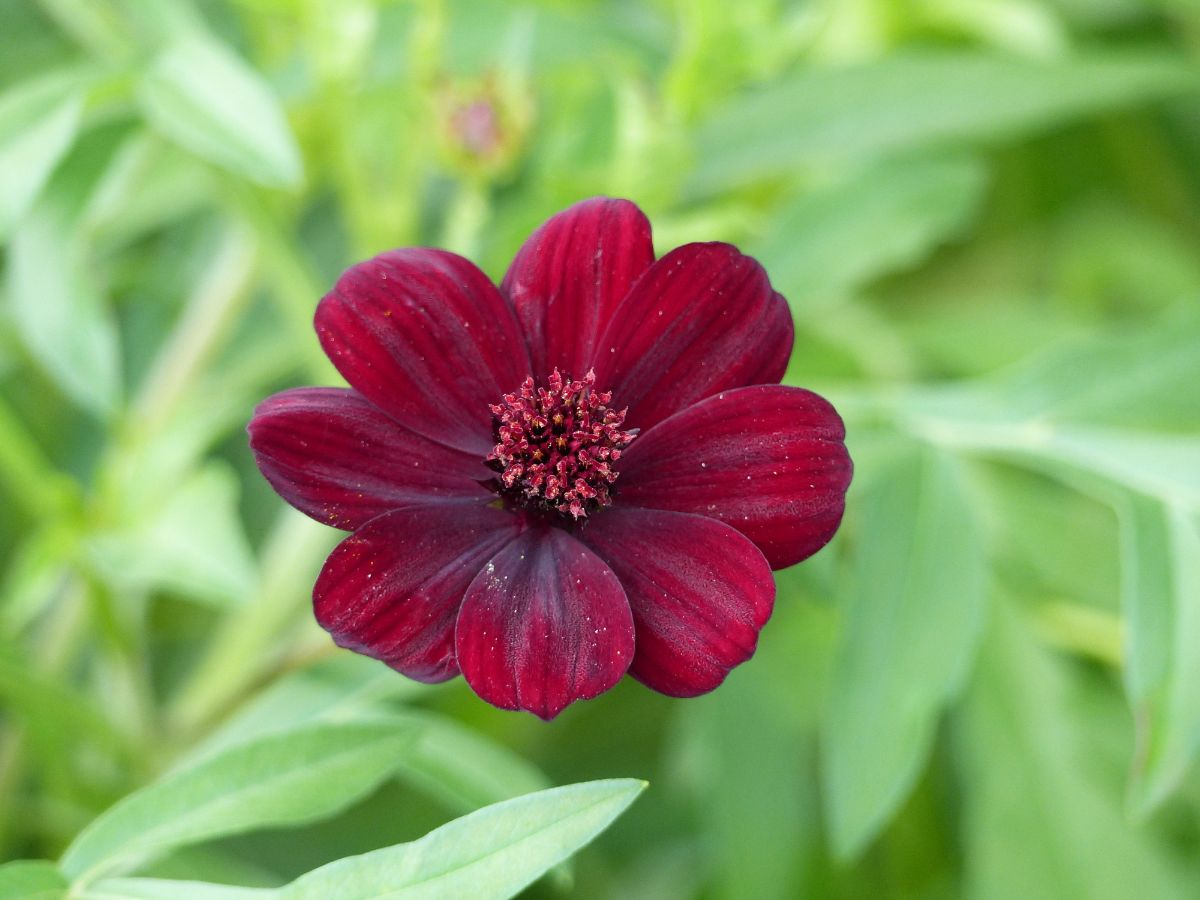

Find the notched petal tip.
xmin=313 ymin=503 xmax=521 ymax=684
xmin=314 ymin=247 xmax=531 ymax=455
xmin=616 ymin=384 xmax=852 ymax=570
xmin=503 ymin=196 xmax=655 ymax=382
xmin=581 ymin=507 xmax=776 ymax=698
xmin=456 ymin=527 xmax=635 ymax=720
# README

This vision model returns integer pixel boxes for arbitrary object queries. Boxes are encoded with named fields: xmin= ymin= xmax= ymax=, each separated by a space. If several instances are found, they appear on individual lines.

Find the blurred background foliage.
xmin=1 ymin=0 xmax=1200 ymax=897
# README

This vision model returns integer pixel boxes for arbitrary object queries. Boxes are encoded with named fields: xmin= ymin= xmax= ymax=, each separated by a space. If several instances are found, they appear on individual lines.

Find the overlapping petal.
xmin=249 ymin=387 xmax=491 ymax=530
xmin=456 ymin=526 xmax=634 ymax=719
xmin=592 ymin=242 xmax=793 ymax=432
xmin=502 ymin=197 xmax=655 ymax=381
xmin=581 ymin=508 xmax=775 ymax=697
xmin=313 ymin=502 xmax=521 ymax=683
xmin=616 ymin=385 xmax=851 ymax=569
xmin=315 ymin=248 xmax=531 ymax=455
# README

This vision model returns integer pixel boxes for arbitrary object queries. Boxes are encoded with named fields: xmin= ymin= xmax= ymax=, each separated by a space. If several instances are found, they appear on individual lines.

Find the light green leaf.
xmin=60 ymin=720 xmax=418 ymax=883
xmin=138 ymin=33 xmax=302 ymax=187
xmin=391 ymin=713 xmax=551 ymax=814
xmin=959 ymin=602 xmax=1187 ymax=899
xmin=823 ymin=444 xmax=986 ymax=859
xmin=751 ymin=154 xmax=987 ymax=306
xmin=690 ymin=52 xmax=1198 ymax=192
xmin=1120 ymin=495 xmax=1200 ymax=816
xmin=280 ymin=779 xmax=646 ymax=900
xmin=85 ymin=463 xmax=258 ymax=608
xmin=0 ymin=859 xmax=67 ymax=900
xmin=79 ymin=879 xmax=268 ymax=900
xmin=6 ymin=173 xmax=121 ymax=415
xmin=979 ymin=309 xmax=1200 ymax=431
xmin=0 ymin=72 xmax=85 ymax=241
xmin=180 ymin=656 xmax=417 ymax=768
xmin=182 ymin=656 xmax=547 ymax=811
xmin=681 ymin=596 xmax=838 ymax=900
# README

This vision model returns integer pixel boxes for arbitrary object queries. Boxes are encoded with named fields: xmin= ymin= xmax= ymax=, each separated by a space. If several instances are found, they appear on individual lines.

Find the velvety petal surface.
xmin=581 ymin=507 xmax=775 ymax=697
xmin=616 ymin=385 xmax=851 ymax=569
xmin=249 ymin=387 xmax=491 ymax=530
xmin=315 ymin=248 xmax=531 ymax=455
xmin=456 ymin=525 xmax=634 ymax=719
xmin=592 ymin=242 xmax=793 ymax=432
xmin=314 ymin=502 xmax=521 ymax=683
xmin=502 ymin=197 xmax=655 ymax=382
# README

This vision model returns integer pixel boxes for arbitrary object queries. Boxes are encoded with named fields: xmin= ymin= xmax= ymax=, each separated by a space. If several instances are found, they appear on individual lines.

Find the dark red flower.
xmin=248 ymin=198 xmax=852 ymax=719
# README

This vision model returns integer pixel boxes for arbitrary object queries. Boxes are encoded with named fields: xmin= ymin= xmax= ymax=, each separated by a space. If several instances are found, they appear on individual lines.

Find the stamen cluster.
xmin=488 ymin=369 xmax=635 ymax=519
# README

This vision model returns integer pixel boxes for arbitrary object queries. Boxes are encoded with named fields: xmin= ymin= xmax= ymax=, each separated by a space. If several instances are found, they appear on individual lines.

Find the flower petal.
xmin=313 ymin=502 xmax=520 ymax=683
xmin=580 ymin=507 xmax=775 ymax=697
xmin=502 ymin=197 xmax=655 ymax=382
xmin=249 ymin=387 xmax=492 ymax=530
xmin=456 ymin=526 xmax=634 ymax=719
xmin=315 ymin=248 xmax=531 ymax=455
xmin=593 ymin=242 xmax=793 ymax=431
xmin=616 ymin=385 xmax=851 ymax=569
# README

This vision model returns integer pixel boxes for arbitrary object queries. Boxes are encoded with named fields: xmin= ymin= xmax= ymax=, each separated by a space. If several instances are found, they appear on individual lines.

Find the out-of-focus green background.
xmin=2 ymin=0 xmax=1200 ymax=897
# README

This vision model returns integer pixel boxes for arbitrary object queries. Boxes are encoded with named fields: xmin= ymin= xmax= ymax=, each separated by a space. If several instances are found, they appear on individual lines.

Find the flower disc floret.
xmin=487 ymin=369 xmax=636 ymax=520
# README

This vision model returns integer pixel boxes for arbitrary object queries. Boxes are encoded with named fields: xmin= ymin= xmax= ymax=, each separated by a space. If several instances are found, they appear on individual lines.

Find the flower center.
xmin=487 ymin=369 xmax=636 ymax=520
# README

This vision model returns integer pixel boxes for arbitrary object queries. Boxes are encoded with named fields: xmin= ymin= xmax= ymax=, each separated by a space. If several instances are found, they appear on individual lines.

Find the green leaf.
xmin=0 ymin=72 xmax=86 ymax=241
xmin=182 ymin=656 xmax=547 ymax=812
xmin=682 ymin=596 xmax=838 ymax=900
xmin=138 ymin=33 xmax=302 ymax=187
xmin=391 ymin=712 xmax=552 ymax=813
xmin=279 ymin=779 xmax=646 ymax=900
xmin=80 ymin=879 xmax=268 ymax=900
xmin=0 ymin=860 xmax=68 ymax=900
xmin=690 ymin=52 xmax=1198 ymax=193
xmin=979 ymin=309 xmax=1200 ymax=432
xmin=60 ymin=720 xmax=418 ymax=883
xmin=85 ymin=463 xmax=258 ymax=608
xmin=751 ymin=154 xmax=987 ymax=306
xmin=823 ymin=444 xmax=986 ymax=859
xmin=6 ymin=161 xmax=122 ymax=415
xmin=1120 ymin=495 xmax=1200 ymax=816
xmin=179 ymin=656 xmax=418 ymax=768
xmin=959 ymin=602 xmax=1187 ymax=899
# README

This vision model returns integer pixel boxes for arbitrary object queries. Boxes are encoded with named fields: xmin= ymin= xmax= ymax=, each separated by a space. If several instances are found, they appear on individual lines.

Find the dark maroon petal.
xmin=249 ymin=387 xmax=492 ymax=530
xmin=592 ymin=242 xmax=793 ymax=432
xmin=616 ymin=385 xmax=851 ymax=569
xmin=580 ymin=507 xmax=775 ymax=697
xmin=313 ymin=502 xmax=520 ymax=683
xmin=315 ymin=248 xmax=531 ymax=455
xmin=456 ymin=526 xmax=634 ymax=720
xmin=502 ymin=197 xmax=655 ymax=382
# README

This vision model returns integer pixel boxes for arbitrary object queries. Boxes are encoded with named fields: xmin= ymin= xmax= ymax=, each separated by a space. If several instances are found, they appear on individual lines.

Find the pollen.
xmin=487 ymin=369 xmax=636 ymax=520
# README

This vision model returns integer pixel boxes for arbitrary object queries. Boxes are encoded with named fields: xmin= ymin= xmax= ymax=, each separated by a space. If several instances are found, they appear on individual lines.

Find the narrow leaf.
xmin=280 ymin=779 xmax=646 ymax=900
xmin=823 ymin=444 xmax=986 ymax=859
xmin=0 ymin=860 xmax=67 ymax=900
xmin=1121 ymin=495 xmax=1200 ymax=815
xmin=959 ymin=602 xmax=1187 ymax=899
xmin=751 ymin=154 xmax=987 ymax=305
xmin=6 ymin=176 xmax=121 ymax=415
xmin=0 ymin=72 xmax=85 ymax=241
xmin=138 ymin=33 xmax=302 ymax=187
xmin=60 ymin=721 xmax=417 ymax=882
xmin=79 ymin=879 xmax=269 ymax=900
xmin=690 ymin=52 xmax=1198 ymax=192
xmin=85 ymin=463 xmax=258 ymax=608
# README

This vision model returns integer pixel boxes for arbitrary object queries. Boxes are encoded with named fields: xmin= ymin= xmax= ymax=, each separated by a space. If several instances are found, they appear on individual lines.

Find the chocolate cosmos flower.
xmin=249 ymin=198 xmax=852 ymax=719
